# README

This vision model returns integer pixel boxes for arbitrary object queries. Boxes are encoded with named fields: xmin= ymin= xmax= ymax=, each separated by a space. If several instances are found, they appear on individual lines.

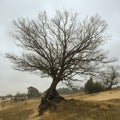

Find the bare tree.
xmin=100 ymin=65 xmax=120 ymax=90
xmin=6 ymin=11 xmax=111 ymax=114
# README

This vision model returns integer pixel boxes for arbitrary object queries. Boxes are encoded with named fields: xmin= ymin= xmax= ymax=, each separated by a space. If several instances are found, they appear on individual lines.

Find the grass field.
xmin=0 ymin=89 xmax=120 ymax=120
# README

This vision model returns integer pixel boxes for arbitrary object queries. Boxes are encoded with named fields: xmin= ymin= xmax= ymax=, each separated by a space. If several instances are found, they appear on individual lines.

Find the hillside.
xmin=65 ymin=88 xmax=120 ymax=101
xmin=0 ymin=89 xmax=120 ymax=120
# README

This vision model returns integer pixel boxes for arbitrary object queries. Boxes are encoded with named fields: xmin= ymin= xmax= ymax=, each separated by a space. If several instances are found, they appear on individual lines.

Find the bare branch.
xmin=7 ymin=11 xmax=113 ymax=83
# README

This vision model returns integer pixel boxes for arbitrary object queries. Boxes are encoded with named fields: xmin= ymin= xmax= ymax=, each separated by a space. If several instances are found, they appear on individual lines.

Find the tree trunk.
xmin=38 ymin=79 xmax=65 ymax=115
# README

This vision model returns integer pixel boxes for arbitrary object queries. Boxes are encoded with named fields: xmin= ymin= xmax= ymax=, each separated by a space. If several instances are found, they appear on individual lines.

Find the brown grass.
xmin=0 ymin=99 xmax=40 ymax=120
xmin=64 ymin=89 xmax=120 ymax=101
xmin=0 ymin=89 xmax=120 ymax=120
xmin=37 ymin=99 xmax=120 ymax=120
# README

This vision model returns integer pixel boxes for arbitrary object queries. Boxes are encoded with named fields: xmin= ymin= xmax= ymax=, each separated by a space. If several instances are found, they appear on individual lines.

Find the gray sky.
xmin=0 ymin=0 xmax=120 ymax=96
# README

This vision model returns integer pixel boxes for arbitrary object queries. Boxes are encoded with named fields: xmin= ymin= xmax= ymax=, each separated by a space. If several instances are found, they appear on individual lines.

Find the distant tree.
xmin=27 ymin=86 xmax=41 ymax=98
xmin=6 ymin=10 xmax=112 ymax=114
xmin=57 ymin=87 xmax=73 ymax=94
xmin=13 ymin=92 xmax=27 ymax=101
xmin=57 ymin=87 xmax=84 ymax=94
xmin=84 ymin=77 xmax=104 ymax=94
xmin=85 ymin=77 xmax=93 ymax=93
xmin=99 ymin=65 xmax=120 ymax=90
xmin=94 ymin=82 xmax=105 ymax=92
xmin=6 ymin=94 xmax=13 ymax=98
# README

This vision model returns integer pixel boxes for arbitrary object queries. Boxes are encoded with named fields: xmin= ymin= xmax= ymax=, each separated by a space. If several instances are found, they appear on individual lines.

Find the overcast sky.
xmin=0 ymin=0 xmax=120 ymax=96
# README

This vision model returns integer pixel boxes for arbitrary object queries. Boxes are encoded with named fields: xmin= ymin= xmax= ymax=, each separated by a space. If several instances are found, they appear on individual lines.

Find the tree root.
xmin=38 ymin=89 xmax=65 ymax=115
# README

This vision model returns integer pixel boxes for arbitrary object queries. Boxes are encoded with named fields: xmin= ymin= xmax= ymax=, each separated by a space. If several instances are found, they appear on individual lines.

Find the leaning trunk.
xmin=38 ymin=79 xmax=65 ymax=115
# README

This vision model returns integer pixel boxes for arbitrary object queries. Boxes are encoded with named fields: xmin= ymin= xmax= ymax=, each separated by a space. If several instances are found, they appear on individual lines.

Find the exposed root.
xmin=38 ymin=89 xmax=65 ymax=115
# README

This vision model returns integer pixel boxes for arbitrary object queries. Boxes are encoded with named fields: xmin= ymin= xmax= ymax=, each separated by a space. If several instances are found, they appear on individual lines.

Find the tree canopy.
xmin=27 ymin=86 xmax=41 ymax=98
xmin=6 ymin=11 xmax=109 ymax=83
xmin=6 ymin=10 xmax=112 ymax=114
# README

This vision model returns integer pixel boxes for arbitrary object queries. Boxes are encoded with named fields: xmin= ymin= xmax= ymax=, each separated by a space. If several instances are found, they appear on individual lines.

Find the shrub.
xmin=84 ymin=77 xmax=104 ymax=94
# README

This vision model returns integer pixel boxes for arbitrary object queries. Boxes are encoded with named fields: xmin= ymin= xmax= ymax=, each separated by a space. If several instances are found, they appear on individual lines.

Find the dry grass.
xmin=0 ymin=99 xmax=40 ymax=120
xmin=37 ymin=99 xmax=120 ymax=120
xmin=64 ymin=89 xmax=120 ymax=101
xmin=0 ymin=89 xmax=120 ymax=120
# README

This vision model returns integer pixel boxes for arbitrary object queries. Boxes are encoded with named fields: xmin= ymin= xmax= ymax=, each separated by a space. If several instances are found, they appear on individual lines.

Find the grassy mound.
xmin=0 ymin=89 xmax=120 ymax=120
xmin=37 ymin=99 xmax=120 ymax=120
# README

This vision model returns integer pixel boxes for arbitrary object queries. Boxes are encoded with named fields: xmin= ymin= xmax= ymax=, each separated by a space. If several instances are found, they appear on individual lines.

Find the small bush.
xmin=84 ymin=77 xmax=104 ymax=94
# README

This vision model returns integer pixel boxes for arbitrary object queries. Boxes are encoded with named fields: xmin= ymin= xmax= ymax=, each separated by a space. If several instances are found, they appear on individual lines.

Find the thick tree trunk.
xmin=38 ymin=80 xmax=65 ymax=115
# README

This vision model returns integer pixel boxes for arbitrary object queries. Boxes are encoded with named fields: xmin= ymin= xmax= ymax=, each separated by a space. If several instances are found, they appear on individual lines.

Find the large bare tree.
xmin=6 ymin=11 xmax=110 ymax=114
xmin=99 ymin=65 xmax=120 ymax=90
